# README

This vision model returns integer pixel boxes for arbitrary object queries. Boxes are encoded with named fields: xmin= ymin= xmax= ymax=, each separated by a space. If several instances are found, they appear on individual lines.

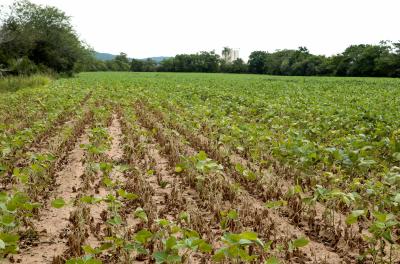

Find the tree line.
xmin=247 ymin=44 xmax=400 ymax=77
xmin=1 ymin=1 xmax=399 ymax=77
xmin=87 ymin=43 xmax=400 ymax=77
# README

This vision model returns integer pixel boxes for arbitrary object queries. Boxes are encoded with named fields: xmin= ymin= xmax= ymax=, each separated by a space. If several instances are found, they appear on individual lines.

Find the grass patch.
xmin=0 ymin=75 xmax=52 ymax=92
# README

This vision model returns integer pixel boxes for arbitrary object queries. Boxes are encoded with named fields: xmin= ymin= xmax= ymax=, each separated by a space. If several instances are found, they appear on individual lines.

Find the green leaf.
xmin=165 ymin=236 xmax=177 ymax=251
xmin=393 ymin=193 xmax=400 ymax=203
xmin=80 ymin=196 xmax=102 ymax=204
xmin=263 ymin=240 xmax=273 ymax=252
xmin=66 ymin=259 xmax=84 ymax=264
xmin=382 ymin=230 xmax=394 ymax=244
xmin=292 ymin=237 xmax=309 ymax=248
xmin=184 ymin=229 xmax=199 ymax=238
xmin=86 ymin=260 xmax=102 ymax=264
xmin=99 ymin=242 xmax=113 ymax=251
xmin=293 ymin=185 xmax=303 ymax=194
xmin=117 ymin=189 xmax=138 ymax=200
xmin=392 ymin=152 xmax=400 ymax=161
xmin=227 ymin=209 xmax=238 ymax=219
xmin=135 ymin=229 xmax=153 ymax=244
xmin=372 ymin=211 xmax=387 ymax=222
xmin=1 ymin=214 xmax=15 ymax=227
xmin=0 ymin=233 xmax=19 ymax=243
xmin=51 ymin=198 xmax=65 ymax=209
xmin=66 ymin=257 xmax=102 ymax=264
xmin=265 ymin=200 xmax=287 ymax=209
xmin=0 ymin=239 xmax=5 ymax=249
xmin=153 ymin=251 xmax=168 ymax=264
xmin=102 ymin=177 xmax=114 ymax=187
xmin=345 ymin=210 xmax=365 ymax=225
xmin=198 ymin=241 xmax=212 ymax=253
xmin=134 ymin=207 xmax=148 ymax=223
xmin=107 ymin=215 xmax=122 ymax=226
xmin=358 ymin=159 xmax=376 ymax=167
xmin=179 ymin=211 xmax=189 ymax=222
xmin=243 ymin=170 xmax=257 ymax=181
xmin=82 ymin=245 xmax=101 ymax=255
xmin=0 ymin=164 xmax=6 ymax=173
xmin=265 ymin=256 xmax=280 ymax=264
xmin=238 ymin=239 xmax=253 ymax=245
xmin=235 ymin=163 xmax=244 ymax=173
xmin=197 ymin=151 xmax=208 ymax=161
xmin=239 ymin=231 xmax=258 ymax=241
xmin=212 ymin=249 xmax=226 ymax=262
xmin=156 ymin=219 xmax=170 ymax=227
xmin=345 ymin=215 xmax=357 ymax=225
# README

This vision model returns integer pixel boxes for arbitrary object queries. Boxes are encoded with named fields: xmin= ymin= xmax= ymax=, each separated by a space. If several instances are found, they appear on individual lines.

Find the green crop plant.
xmin=2 ymin=72 xmax=400 ymax=263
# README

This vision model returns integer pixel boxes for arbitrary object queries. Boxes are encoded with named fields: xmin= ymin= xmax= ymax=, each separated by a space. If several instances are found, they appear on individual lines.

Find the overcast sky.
xmin=1 ymin=0 xmax=399 ymax=59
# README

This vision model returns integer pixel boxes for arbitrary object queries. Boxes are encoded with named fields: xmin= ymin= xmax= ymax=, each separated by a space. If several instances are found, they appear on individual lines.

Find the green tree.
xmin=73 ymin=46 xmax=108 ymax=72
xmin=0 ymin=0 xmax=86 ymax=75
xmin=333 ymin=43 xmax=397 ymax=77
xmin=158 ymin=58 xmax=174 ymax=72
xmin=113 ymin=52 xmax=130 ymax=71
xmin=130 ymin=58 xmax=144 ymax=72
xmin=221 ymin=58 xmax=247 ymax=73
xmin=142 ymin=58 xmax=157 ymax=72
xmin=248 ymin=51 xmax=268 ymax=74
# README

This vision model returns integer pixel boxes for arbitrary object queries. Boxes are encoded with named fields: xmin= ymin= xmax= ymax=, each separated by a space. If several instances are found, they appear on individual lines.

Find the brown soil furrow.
xmin=84 ymin=180 xmax=108 ymax=249
xmin=145 ymin=143 xmax=218 ymax=263
xmin=85 ymin=114 xmax=127 ymax=251
xmin=8 ymin=129 xmax=90 ymax=263
xmin=106 ymin=114 xmax=124 ymax=163
xmin=135 ymin=102 xmax=346 ymax=264
xmin=53 ymin=112 xmax=116 ymax=261
xmin=120 ymin=112 xmax=221 ymax=263
xmin=146 ymin=146 xmax=175 ymax=220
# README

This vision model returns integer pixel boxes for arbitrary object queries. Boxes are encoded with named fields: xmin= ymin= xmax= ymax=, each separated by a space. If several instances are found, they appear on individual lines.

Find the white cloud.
xmin=1 ymin=0 xmax=399 ymax=59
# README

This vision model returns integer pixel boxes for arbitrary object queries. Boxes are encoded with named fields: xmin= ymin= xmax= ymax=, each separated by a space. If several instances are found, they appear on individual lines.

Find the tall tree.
xmin=0 ymin=0 xmax=86 ymax=75
xmin=142 ymin=58 xmax=157 ymax=72
xmin=248 ymin=51 xmax=268 ymax=74
xmin=130 ymin=58 xmax=144 ymax=72
xmin=113 ymin=52 xmax=130 ymax=71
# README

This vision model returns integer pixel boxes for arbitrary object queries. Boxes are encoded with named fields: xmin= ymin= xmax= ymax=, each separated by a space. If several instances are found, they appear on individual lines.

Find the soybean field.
xmin=1 ymin=72 xmax=400 ymax=263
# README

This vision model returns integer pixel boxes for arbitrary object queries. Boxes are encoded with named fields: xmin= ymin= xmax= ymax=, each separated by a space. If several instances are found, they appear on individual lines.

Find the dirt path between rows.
xmin=85 ymin=114 xmax=125 ymax=248
xmin=8 ymin=131 xmax=89 ymax=263
xmin=122 ymin=116 xmax=220 ymax=263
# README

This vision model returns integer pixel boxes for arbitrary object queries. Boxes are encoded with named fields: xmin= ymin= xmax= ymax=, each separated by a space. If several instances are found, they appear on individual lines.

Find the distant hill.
xmin=147 ymin=56 xmax=170 ymax=63
xmin=94 ymin=52 xmax=170 ymax=63
xmin=95 ymin=52 xmax=116 ymax=61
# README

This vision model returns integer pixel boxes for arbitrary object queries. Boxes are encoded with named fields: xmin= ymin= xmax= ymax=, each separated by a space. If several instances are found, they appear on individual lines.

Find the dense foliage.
xmin=0 ymin=74 xmax=51 ymax=92
xmin=0 ymin=0 xmax=91 ymax=76
xmin=2 ymin=72 xmax=400 ymax=263
xmin=89 ymin=43 xmax=400 ymax=77
xmin=248 ymin=44 xmax=400 ymax=77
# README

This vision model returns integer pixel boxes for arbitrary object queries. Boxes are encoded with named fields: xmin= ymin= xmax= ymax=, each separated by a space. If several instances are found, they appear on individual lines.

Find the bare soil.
xmin=8 ymin=130 xmax=89 ymax=263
